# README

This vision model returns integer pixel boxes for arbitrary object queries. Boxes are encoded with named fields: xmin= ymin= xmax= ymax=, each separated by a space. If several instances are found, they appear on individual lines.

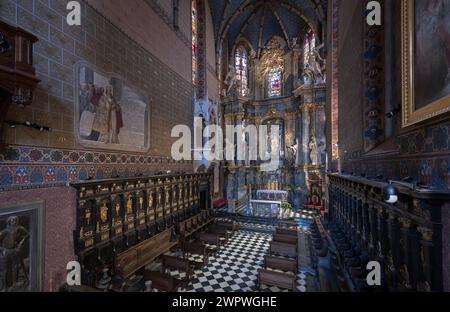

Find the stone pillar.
xmin=301 ymin=104 xmax=311 ymax=165
xmin=224 ymin=113 xmax=235 ymax=167
xmin=296 ymin=109 xmax=303 ymax=165
xmin=226 ymin=170 xmax=236 ymax=213
xmin=235 ymin=112 xmax=244 ymax=167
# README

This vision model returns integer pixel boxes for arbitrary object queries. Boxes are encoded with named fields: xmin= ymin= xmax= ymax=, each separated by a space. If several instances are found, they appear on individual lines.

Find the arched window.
xmin=267 ymin=68 xmax=282 ymax=97
xmin=235 ymin=45 xmax=249 ymax=97
xmin=192 ymin=0 xmax=198 ymax=85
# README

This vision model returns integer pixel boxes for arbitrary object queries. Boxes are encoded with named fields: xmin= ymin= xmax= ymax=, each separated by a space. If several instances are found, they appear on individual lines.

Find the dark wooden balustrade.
xmin=326 ymin=173 xmax=450 ymax=292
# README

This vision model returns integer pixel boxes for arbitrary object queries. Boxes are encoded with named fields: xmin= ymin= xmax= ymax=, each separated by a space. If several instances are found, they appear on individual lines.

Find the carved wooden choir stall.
xmin=71 ymin=172 xmax=215 ymax=289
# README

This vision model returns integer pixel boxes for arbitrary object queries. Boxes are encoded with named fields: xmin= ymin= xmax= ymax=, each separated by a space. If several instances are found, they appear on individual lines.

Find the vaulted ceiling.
xmin=210 ymin=0 xmax=327 ymax=54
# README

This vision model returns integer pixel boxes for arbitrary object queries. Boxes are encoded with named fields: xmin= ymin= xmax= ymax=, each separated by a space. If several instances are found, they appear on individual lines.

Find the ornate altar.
xmin=0 ymin=20 xmax=40 ymax=149
xmin=70 ymin=172 xmax=213 ymax=288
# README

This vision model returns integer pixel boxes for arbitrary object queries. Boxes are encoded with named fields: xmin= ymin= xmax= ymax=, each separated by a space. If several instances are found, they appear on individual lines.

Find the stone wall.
xmin=0 ymin=0 xmax=195 ymax=191
xmin=0 ymin=0 xmax=198 ymax=291
xmin=336 ymin=0 xmax=364 ymax=163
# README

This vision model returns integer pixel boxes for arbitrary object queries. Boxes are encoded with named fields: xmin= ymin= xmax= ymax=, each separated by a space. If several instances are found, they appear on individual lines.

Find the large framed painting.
xmin=75 ymin=63 xmax=151 ymax=152
xmin=402 ymin=0 xmax=450 ymax=127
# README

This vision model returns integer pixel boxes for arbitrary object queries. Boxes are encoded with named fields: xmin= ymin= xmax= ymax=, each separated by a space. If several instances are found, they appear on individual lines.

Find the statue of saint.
xmin=286 ymin=139 xmax=298 ymax=166
xmin=305 ymin=43 xmax=326 ymax=84
xmin=309 ymin=136 xmax=319 ymax=165
xmin=224 ymin=64 xmax=237 ymax=96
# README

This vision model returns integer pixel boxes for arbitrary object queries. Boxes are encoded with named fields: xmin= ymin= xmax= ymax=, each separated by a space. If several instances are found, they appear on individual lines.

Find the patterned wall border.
xmin=342 ymin=156 xmax=450 ymax=191
xmin=0 ymin=163 xmax=194 ymax=191
xmin=0 ymin=145 xmax=193 ymax=191
xmin=0 ymin=146 xmax=192 ymax=165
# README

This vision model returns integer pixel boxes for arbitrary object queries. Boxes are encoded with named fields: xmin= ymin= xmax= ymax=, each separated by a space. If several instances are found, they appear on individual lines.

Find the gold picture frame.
xmin=401 ymin=0 xmax=450 ymax=127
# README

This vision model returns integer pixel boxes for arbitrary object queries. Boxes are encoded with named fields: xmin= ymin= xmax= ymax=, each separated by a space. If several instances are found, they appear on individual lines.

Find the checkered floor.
xmin=153 ymin=231 xmax=311 ymax=292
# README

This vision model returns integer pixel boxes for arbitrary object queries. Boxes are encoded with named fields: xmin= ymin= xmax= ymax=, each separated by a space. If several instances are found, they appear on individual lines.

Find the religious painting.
xmin=0 ymin=203 xmax=43 ymax=292
xmin=402 ymin=0 xmax=450 ymax=127
xmin=75 ymin=64 xmax=150 ymax=152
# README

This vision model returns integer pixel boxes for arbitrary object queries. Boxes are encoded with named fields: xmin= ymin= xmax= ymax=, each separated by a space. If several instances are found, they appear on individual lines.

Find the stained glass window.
xmin=192 ymin=0 xmax=198 ymax=86
xmin=235 ymin=46 xmax=249 ymax=97
xmin=268 ymin=68 xmax=282 ymax=97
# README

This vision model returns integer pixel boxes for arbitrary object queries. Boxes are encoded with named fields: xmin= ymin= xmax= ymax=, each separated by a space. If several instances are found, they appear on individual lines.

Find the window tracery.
xmin=235 ymin=45 xmax=249 ymax=97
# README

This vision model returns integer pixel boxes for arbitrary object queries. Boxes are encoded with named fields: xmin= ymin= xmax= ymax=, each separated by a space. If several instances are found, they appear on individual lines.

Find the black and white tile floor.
xmin=156 ymin=231 xmax=312 ymax=292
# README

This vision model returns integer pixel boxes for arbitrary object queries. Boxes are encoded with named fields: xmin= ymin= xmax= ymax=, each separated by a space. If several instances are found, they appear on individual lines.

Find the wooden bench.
xmin=177 ymin=212 xmax=214 ymax=243
xmin=207 ymin=225 xmax=229 ymax=243
xmin=114 ymin=227 xmax=177 ymax=279
xmin=273 ymin=234 xmax=298 ymax=245
xmin=199 ymin=233 xmax=222 ymax=254
xmin=183 ymin=242 xmax=210 ymax=269
xmin=142 ymin=270 xmax=183 ymax=292
xmin=216 ymin=220 xmax=239 ymax=236
xmin=264 ymin=255 xmax=297 ymax=274
xmin=161 ymin=255 xmax=193 ymax=285
xmin=257 ymin=268 xmax=297 ymax=291
xmin=269 ymin=241 xmax=297 ymax=259
xmin=275 ymin=227 xmax=298 ymax=237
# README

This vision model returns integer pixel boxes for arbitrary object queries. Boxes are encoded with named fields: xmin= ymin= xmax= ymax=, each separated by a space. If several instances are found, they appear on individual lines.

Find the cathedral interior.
xmin=0 ymin=0 xmax=449 ymax=294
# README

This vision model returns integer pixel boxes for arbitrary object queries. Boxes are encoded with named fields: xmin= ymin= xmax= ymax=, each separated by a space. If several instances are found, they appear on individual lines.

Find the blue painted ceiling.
xmin=209 ymin=0 xmax=327 ymax=52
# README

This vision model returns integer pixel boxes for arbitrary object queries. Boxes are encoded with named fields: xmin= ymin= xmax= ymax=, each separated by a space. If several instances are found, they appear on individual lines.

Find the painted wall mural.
xmin=76 ymin=64 xmax=150 ymax=152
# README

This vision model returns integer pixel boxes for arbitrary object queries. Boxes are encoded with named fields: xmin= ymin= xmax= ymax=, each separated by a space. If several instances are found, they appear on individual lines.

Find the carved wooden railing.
xmin=326 ymin=173 xmax=450 ymax=292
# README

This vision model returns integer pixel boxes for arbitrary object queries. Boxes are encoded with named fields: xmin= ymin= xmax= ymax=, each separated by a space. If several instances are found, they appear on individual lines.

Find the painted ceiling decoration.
xmin=210 ymin=0 xmax=327 ymax=54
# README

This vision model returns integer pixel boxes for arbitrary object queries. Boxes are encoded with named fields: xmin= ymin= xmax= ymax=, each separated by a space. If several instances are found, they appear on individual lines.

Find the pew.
xmin=257 ymin=268 xmax=297 ymax=291
xmin=269 ymin=241 xmax=297 ymax=259
xmin=273 ymin=234 xmax=298 ymax=245
xmin=183 ymin=242 xmax=210 ymax=269
xmin=264 ymin=255 xmax=297 ymax=274
xmin=161 ymin=255 xmax=193 ymax=286
xmin=177 ymin=212 xmax=214 ymax=244
xmin=199 ymin=233 xmax=222 ymax=254
xmin=216 ymin=220 xmax=240 ymax=236
xmin=275 ymin=227 xmax=298 ymax=237
xmin=207 ymin=225 xmax=229 ymax=243
xmin=115 ymin=227 xmax=177 ymax=279
xmin=142 ymin=270 xmax=183 ymax=292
